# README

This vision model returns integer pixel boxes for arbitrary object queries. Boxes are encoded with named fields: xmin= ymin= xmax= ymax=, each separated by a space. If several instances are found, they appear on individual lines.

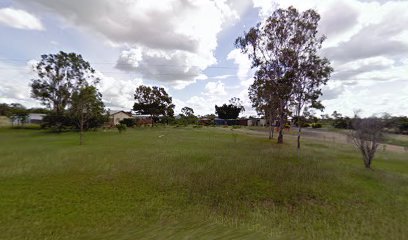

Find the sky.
xmin=0 ymin=0 xmax=407 ymax=117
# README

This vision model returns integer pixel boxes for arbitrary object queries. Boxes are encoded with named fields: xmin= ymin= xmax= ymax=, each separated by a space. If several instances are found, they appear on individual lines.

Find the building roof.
xmin=110 ymin=111 xmax=132 ymax=117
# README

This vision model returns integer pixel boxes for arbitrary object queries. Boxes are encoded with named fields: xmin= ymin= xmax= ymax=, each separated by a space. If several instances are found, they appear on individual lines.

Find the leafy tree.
xmin=215 ymin=98 xmax=245 ymax=119
xmin=116 ymin=123 xmax=127 ymax=134
xmin=133 ymin=85 xmax=175 ymax=126
xmin=0 ymin=103 xmax=11 ymax=116
xmin=2 ymin=103 xmax=28 ymax=126
xmin=398 ymin=117 xmax=408 ymax=134
xmin=236 ymin=7 xmax=332 ymax=145
xmin=70 ymin=86 xmax=105 ymax=145
xmin=31 ymin=51 xmax=100 ymax=130
xmin=179 ymin=106 xmax=197 ymax=125
xmin=249 ymin=77 xmax=279 ymax=139
xmin=181 ymin=107 xmax=194 ymax=117
xmin=28 ymin=108 xmax=51 ymax=114
xmin=120 ymin=118 xmax=137 ymax=128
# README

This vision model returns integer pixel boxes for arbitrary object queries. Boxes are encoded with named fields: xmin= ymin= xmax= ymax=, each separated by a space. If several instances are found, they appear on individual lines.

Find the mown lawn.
xmin=0 ymin=127 xmax=407 ymax=239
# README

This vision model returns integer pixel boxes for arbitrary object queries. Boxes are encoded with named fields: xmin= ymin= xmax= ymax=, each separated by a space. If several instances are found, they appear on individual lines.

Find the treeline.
xmin=296 ymin=110 xmax=408 ymax=134
xmin=0 ymin=103 xmax=50 ymax=126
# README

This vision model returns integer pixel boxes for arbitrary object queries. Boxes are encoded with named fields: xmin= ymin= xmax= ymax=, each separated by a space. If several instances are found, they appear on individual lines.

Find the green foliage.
xmin=215 ymin=98 xmax=245 ymax=119
xmin=31 ymin=51 xmax=99 ymax=114
xmin=120 ymin=118 xmax=137 ymax=127
xmin=116 ymin=123 xmax=127 ymax=133
xmin=311 ymin=123 xmax=322 ymax=128
xmin=70 ymin=86 xmax=105 ymax=129
xmin=8 ymin=104 xmax=29 ymax=126
xmin=333 ymin=117 xmax=352 ymax=129
xmin=236 ymin=6 xmax=333 ymax=145
xmin=30 ymin=51 xmax=103 ymax=132
xmin=133 ymin=85 xmax=175 ymax=120
xmin=397 ymin=117 xmax=408 ymax=134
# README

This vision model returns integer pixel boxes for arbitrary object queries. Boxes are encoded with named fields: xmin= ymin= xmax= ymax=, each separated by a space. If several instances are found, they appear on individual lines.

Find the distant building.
xmin=247 ymin=118 xmax=267 ymax=127
xmin=133 ymin=114 xmax=153 ymax=126
xmin=10 ymin=113 xmax=46 ymax=125
xmin=28 ymin=113 xmax=46 ymax=124
xmin=109 ymin=111 xmax=133 ymax=126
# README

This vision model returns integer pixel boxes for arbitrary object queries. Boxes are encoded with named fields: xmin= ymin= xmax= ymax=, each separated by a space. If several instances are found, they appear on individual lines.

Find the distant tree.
xmin=215 ymin=98 xmax=245 ymax=119
xmin=5 ymin=103 xmax=28 ymax=126
xmin=181 ymin=107 xmax=194 ymax=117
xmin=120 ymin=118 xmax=137 ymax=128
xmin=351 ymin=117 xmax=384 ymax=169
xmin=396 ymin=117 xmax=408 ymax=134
xmin=236 ymin=6 xmax=332 ymax=145
xmin=133 ymin=85 xmax=175 ymax=126
xmin=31 ymin=51 xmax=100 ymax=130
xmin=0 ymin=103 xmax=11 ymax=116
xmin=70 ymin=86 xmax=105 ymax=145
xmin=249 ymin=76 xmax=279 ymax=139
xmin=28 ymin=108 xmax=51 ymax=114
xmin=116 ymin=123 xmax=127 ymax=134
xmin=179 ymin=106 xmax=197 ymax=125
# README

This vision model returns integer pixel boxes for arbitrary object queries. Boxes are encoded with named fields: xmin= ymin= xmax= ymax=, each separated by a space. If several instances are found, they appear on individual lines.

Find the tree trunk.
xmin=277 ymin=101 xmax=285 ymax=144
xmin=278 ymin=127 xmax=284 ymax=144
xmin=151 ymin=115 xmax=154 ymax=127
xmin=297 ymin=127 xmax=302 ymax=149
xmin=268 ymin=113 xmax=273 ymax=140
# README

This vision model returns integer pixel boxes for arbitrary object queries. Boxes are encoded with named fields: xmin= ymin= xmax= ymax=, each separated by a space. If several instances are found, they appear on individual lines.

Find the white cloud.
xmin=227 ymin=49 xmax=252 ymax=82
xmin=97 ymin=71 xmax=143 ymax=110
xmin=17 ymin=0 xmax=241 ymax=88
xmin=0 ymin=8 xmax=44 ymax=30
xmin=204 ymin=81 xmax=227 ymax=96
xmin=0 ymin=60 xmax=39 ymax=106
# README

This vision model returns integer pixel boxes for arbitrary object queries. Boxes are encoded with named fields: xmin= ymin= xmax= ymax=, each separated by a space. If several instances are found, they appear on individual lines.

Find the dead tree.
xmin=351 ymin=117 xmax=384 ymax=169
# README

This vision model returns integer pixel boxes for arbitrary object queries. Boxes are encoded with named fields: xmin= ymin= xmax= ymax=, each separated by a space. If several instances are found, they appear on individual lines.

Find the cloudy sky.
xmin=0 ymin=0 xmax=407 ymax=117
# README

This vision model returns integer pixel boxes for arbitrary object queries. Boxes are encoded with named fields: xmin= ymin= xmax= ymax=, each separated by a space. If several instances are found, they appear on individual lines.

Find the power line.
xmin=0 ymin=58 xmax=240 ymax=70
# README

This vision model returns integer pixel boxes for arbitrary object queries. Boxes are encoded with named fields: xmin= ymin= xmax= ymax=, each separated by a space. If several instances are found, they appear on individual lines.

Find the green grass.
xmin=383 ymin=133 xmax=408 ymax=147
xmin=0 ymin=127 xmax=407 ymax=239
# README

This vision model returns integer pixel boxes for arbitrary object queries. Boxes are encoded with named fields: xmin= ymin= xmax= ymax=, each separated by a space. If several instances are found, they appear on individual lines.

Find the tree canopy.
xmin=215 ymin=98 xmax=245 ymax=119
xmin=133 ymin=85 xmax=175 ymax=121
xmin=31 ymin=51 xmax=100 ymax=115
xmin=30 ymin=51 xmax=105 ymax=134
xmin=236 ymin=6 xmax=332 ymax=144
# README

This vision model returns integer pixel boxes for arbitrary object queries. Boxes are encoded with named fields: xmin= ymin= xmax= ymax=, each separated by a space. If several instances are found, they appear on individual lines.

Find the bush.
xmin=116 ymin=124 xmax=127 ymax=133
xmin=301 ymin=123 xmax=310 ymax=128
xmin=311 ymin=123 xmax=322 ymax=128
xmin=120 ymin=118 xmax=136 ymax=127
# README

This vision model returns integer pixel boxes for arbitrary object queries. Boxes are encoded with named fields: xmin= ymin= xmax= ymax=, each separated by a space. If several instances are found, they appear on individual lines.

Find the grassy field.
xmin=0 ymin=127 xmax=407 ymax=239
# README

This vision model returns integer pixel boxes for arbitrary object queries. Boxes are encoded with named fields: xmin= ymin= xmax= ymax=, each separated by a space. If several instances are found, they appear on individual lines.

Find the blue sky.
xmin=0 ymin=0 xmax=407 ymax=117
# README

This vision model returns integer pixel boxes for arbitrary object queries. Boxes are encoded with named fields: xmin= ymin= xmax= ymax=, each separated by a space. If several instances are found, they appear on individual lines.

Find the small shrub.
xmin=301 ymin=123 xmax=310 ymax=128
xmin=232 ymin=125 xmax=241 ymax=129
xmin=116 ymin=124 xmax=127 ymax=133
xmin=311 ymin=123 xmax=322 ymax=128
xmin=119 ymin=118 xmax=136 ymax=127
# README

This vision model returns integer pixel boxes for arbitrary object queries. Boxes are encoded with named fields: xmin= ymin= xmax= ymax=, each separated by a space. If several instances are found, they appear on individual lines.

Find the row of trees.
xmin=236 ymin=7 xmax=333 ymax=148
